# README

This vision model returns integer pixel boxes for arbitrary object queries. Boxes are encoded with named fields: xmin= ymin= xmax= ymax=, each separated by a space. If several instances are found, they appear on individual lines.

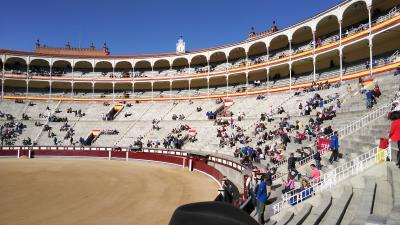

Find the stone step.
xmin=275 ymin=211 xmax=294 ymax=225
xmin=321 ymin=185 xmax=353 ymax=225
xmin=386 ymin=163 xmax=400 ymax=225
xmin=286 ymin=203 xmax=312 ymax=225
xmin=302 ymin=193 xmax=332 ymax=225
xmin=349 ymin=176 xmax=376 ymax=225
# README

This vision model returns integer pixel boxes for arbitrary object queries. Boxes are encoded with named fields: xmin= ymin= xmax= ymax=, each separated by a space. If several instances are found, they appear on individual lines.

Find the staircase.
xmin=265 ymin=161 xmax=399 ymax=225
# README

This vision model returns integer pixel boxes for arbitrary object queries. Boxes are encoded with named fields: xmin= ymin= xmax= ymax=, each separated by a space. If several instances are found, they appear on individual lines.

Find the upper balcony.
xmin=1 ymin=0 xmax=400 ymax=83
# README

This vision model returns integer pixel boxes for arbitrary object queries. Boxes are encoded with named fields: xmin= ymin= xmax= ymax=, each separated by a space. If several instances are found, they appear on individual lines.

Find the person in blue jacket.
xmin=257 ymin=175 xmax=268 ymax=224
xmin=329 ymin=131 xmax=339 ymax=163
xmin=366 ymin=90 xmax=375 ymax=108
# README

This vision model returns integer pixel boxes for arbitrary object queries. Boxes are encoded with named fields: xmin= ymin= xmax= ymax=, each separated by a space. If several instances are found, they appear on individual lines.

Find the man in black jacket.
xmin=288 ymin=153 xmax=301 ymax=180
xmin=314 ymin=150 xmax=322 ymax=169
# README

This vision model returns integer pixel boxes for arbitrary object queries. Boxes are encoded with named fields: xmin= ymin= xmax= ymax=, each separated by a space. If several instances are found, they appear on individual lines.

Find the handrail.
xmin=273 ymin=143 xmax=391 ymax=214
xmin=272 ymin=95 xmax=396 ymax=181
xmin=337 ymin=101 xmax=392 ymax=138
xmin=270 ymin=85 xmax=356 ymax=180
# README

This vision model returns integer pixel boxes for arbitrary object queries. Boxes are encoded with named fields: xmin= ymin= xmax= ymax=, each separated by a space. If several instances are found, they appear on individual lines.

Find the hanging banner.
xmin=377 ymin=138 xmax=388 ymax=163
xmin=317 ymin=137 xmax=330 ymax=153
xmin=224 ymin=99 xmax=234 ymax=108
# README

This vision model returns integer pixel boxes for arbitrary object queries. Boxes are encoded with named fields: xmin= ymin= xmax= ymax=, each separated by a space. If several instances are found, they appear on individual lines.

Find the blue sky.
xmin=1 ymin=0 xmax=342 ymax=55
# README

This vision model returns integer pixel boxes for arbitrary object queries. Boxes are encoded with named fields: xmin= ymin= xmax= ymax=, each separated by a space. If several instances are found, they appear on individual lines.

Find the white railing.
xmin=275 ymin=96 xmax=395 ymax=180
xmin=273 ymin=143 xmax=391 ymax=214
xmin=338 ymin=101 xmax=392 ymax=138
xmin=372 ymin=5 xmax=400 ymax=26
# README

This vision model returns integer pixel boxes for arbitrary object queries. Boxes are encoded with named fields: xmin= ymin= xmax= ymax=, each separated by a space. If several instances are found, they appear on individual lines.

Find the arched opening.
xmin=371 ymin=0 xmax=400 ymax=26
xmin=114 ymin=82 xmax=132 ymax=97
xmin=5 ymin=57 xmax=28 ymax=74
xmin=342 ymin=1 xmax=369 ymax=38
xmin=93 ymin=82 xmax=113 ymax=97
xmin=74 ymin=61 xmax=93 ymax=76
xmin=372 ymin=26 xmax=400 ymax=66
xmin=315 ymin=15 xmax=340 ymax=47
xmin=248 ymin=69 xmax=267 ymax=87
xmin=209 ymin=51 xmax=227 ymax=72
xmin=190 ymin=78 xmax=208 ymax=93
xmin=95 ymin=61 xmax=113 ymax=76
xmin=73 ymin=82 xmax=93 ymax=98
xmin=153 ymin=81 xmax=170 ymax=94
xmin=172 ymin=57 xmax=189 ymax=74
xmin=51 ymin=81 xmax=72 ymax=95
xmin=134 ymin=82 xmax=152 ymax=97
xmin=291 ymin=58 xmax=314 ymax=83
xmin=315 ymin=50 xmax=340 ymax=80
xmin=209 ymin=76 xmax=228 ymax=94
xmin=269 ymin=35 xmax=289 ymax=61
xmin=269 ymin=64 xmax=290 ymax=87
xmin=228 ymin=73 xmax=247 ymax=92
xmin=154 ymin=59 xmax=171 ymax=76
xmin=29 ymin=59 xmax=50 ymax=76
xmin=342 ymin=40 xmax=370 ymax=75
xmin=115 ymin=61 xmax=133 ymax=78
xmin=248 ymin=42 xmax=268 ymax=65
xmin=4 ymin=79 xmax=27 ymax=94
xmin=228 ymin=47 xmax=246 ymax=68
xmin=190 ymin=55 xmax=208 ymax=74
xmin=134 ymin=60 xmax=152 ymax=77
xmin=29 ymin=80 xmax=51 ymax=94
xmin=171 ymin=80 xmax=190 ymax=96
xmin=53 ymin=60 xmax=72 ymax=76
xmin=292 ymin=26 xmax=313 ymax=54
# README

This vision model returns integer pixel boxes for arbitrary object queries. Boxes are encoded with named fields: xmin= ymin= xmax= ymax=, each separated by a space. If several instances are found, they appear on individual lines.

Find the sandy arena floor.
xmin=0 ymin=158 xmax=218 ymax=225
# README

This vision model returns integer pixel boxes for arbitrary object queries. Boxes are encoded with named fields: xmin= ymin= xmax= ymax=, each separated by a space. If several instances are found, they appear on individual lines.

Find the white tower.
xmin=176 ymin=36 xmax=185 ymax=54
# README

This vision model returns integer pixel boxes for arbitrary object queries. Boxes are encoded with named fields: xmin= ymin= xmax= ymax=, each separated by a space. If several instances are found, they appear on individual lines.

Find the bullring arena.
xmin=0 ymin=158 xmax=218 ymax=225
xmin=1 ymin=0 xmax=400 ymax=224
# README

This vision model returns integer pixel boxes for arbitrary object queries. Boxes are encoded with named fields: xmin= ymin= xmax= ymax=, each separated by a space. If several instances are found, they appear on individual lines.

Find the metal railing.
xmin=273 ymin=143 xmax=392 ymax=214
xmin=372 ymin=5 xmax=400 ymax=26
xmin=272 ymin=93 xmax=397 ymax=181
xmin=338 ymin=102 xmax=392 ymax=138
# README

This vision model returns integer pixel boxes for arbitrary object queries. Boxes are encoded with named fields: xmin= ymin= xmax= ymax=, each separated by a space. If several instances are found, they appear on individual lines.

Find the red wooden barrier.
xmin=0 ymin=150 xmax=18 ymax=157
xmin=32 ymin=150 xmax=109 ymax=158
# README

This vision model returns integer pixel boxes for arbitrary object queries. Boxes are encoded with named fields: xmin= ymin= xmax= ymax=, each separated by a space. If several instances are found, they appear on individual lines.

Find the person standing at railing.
xmin=288 ymin=153 xmax=301 ymax=180
xmin=389 ymin=107 xmax=400 ymax=168
xmin=329 ymin=131 xmax=340 ymax=164
xmin=313 ymin=151 xmax=322 ymax=170
xmin=309 ymin=164 xmax=321 ymax=183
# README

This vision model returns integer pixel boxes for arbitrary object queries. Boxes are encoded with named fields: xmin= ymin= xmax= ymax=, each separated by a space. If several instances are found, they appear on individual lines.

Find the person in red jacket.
xmin=389 ymin=118 xmax=400 ymax=168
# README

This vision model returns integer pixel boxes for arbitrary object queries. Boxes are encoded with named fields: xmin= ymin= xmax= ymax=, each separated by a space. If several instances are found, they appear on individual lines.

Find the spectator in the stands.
xmin=256 ymin=174 xmax=268 ymax=225
xmin=287 ymin=153 xmax=300 ymax=179
xmin=313 ymin=150 xmax=322 ymax=170
xmin=366 ymin=89 xmax=376 ymax=109
xmin=281 ymin=174 xmax=295 ymax=194
xmin=329 ymin=131 xmax=339 ymax=163
xmin=265 ymin=165 xmax=273 ymax=196
xmin=298 ymin=179 xmax=312 ymax=201
xmin=309 ymin=164 xmax=321 ymax=183
xmin=79 ymin=137 xmax=85 ymax=145
xmin=389 ymin=110 xmax=400 ymax=168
